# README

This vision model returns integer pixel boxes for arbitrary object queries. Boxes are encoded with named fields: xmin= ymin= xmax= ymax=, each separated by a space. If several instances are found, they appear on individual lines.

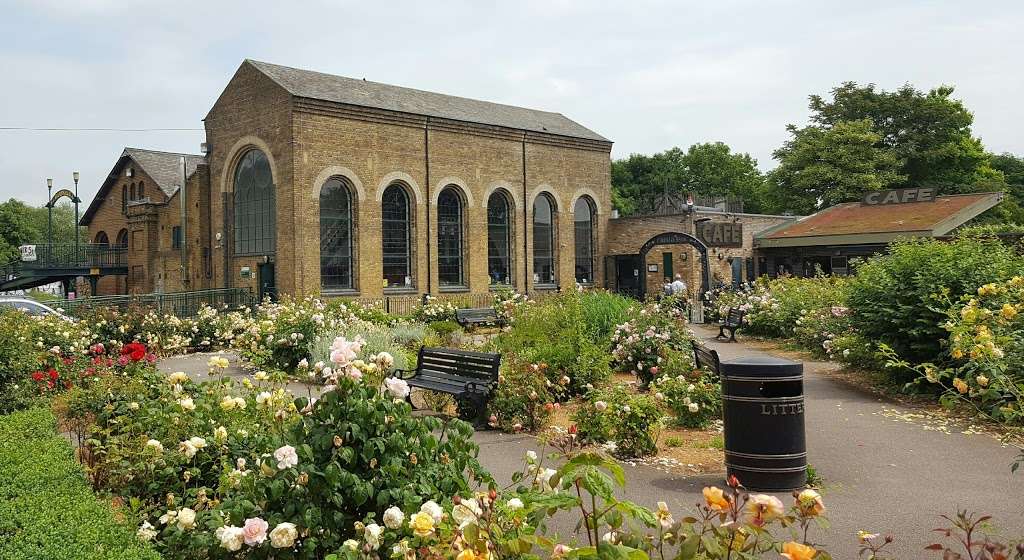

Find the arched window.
xmin=437 ymin=187 xmax=464 ymax=286
xmin=573 ymin=196 xmax=595 ymax=284
xmin=122 ymin=185 xmax=128 ymax=214
xmin=94 ymin=231 xmax=109 ymax=246
xmin=116 ymin=229 xmax=129 ymax=249
xmin=382 ymin=183 xmax=412 ymax=288
xmin=533 ymin=194 xmax=556 ymax=285
xmin=320 ymin=177 xmax=354 ymax=291
xmin=487 ymin=191 xmax=513 ymax=285
xmin=130 ymin=182 xmax=136 ymax=200
xmin=138 ymin=181 xmax=145 ymax=199
xmin=232 ymin=149 xmax=275 ymax=255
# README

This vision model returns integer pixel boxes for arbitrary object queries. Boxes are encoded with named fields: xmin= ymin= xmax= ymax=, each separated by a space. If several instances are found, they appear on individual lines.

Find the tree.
xmin=806 ymin=82 xmax=1000 ymax=191
xmin=765 ymin=119 xmax=905 ymax=215
xmin=611 ymin=143 xmax=766 ymax=215
xmin=0 ymin=199 xmax=80 ymax=262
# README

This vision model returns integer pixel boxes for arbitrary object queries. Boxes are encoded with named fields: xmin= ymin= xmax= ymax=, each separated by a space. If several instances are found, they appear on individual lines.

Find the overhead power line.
xmin=0 ymin=127 xmax=203 ymax=132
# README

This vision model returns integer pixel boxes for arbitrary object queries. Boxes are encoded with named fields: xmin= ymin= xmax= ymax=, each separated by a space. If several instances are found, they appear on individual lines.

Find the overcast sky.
xmin=1 ymin=0 xmax=1022 ymax=206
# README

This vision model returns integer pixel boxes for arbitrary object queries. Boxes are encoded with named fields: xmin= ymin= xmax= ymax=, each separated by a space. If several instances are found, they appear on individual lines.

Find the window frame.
xmin=381 ymin=183 xmax=414 ymax=291
xmin=487 ymin=190 xmax=514 ymax=287
xmin=232 ymin=149 xmax=276 ymax=256
xmin=436 ymin=186 xmax=466 ymax=289
xmin=319 ymin=176 xmax=356 ymax=292
xmin=532 ymin=193 xmax=557 ymax=287
xmin=573 ymin=196 xmax=596 ymax=285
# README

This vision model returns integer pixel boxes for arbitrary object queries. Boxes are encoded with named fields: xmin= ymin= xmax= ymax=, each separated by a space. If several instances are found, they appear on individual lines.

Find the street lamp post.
xmin=46 ymin=178 xmax=53 ymax=256
xmin=73 ymin=171 xmax=80 ymax=263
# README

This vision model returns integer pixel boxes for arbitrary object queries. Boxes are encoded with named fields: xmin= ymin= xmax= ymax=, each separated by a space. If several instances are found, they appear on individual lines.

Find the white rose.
xmin=525 ymin=450 xmax=537 ymax=463
xmin=507 ymin=498 xmax=524 ymax=510
xmin=145 ymin=439 xmax=164 ymax=453
xmin=452 ymin=498 xmax=482 ymax=529
xmin=214 ymin=426 xmax=228 ymax=443
xmin=343 ymin=539 xmax=359 ymax=550
xmin=176 ymin=507 xmax=197 ymax=531
xmin=420 ymin=500 xmax=443 ymax=523
xmin=594 ymin=401 xmax=608 ymax=412
xmin=274 ymin=445 xmax=298 ymax=469
xmin=382 ymin=506 xmax=405 ymax=530
xmin=178 ymin=398 xmax=195 ymax=411
xmin=256 ymin=391 xmax=272 ymax=407
xmin=216 ymin=525 xmax=245 ymax=551
xmin=137 ymin=521 xmax=158 ymax=541
xmin=269 ymin=522 xmax=298 ymax=548
xmin=384 ymin=377 xmax=410 ymax=399
xmin=688 ymin=402 xmax=700 ymax=413
xmin=364 ymin=523 xmax=383 ymax=549
xmin=168 ymin=371 xmax=189 ymax=385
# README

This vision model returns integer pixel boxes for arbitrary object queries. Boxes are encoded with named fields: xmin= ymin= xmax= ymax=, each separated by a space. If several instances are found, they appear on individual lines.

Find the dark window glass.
xmin=662 ymin=252 xmax=673 ymax=280
xmin=487 ymin=191 xmax=513 ymax=285
xmin=533 ymin=194 xmax=556 ymax=285
xmin=94 ymin=231 xmax=109 ymax=246
xmin=172 ymin=226 xmax=182 ymax=249
xmin=232 ymin=149 xmax=275 ymax=255
xmin=320 ymin=177 xmax=354 ymax=290
xmin=437 ymin=187 xmax=464 ymax=286
xmin=574 ymin=197 xmax=595 ymax=283
xmin=138 ymin=181 xmax=145 ymax=199
xmin=116 ymin=229 xmax=129 ymax=249
xmin=382 ymin=184 xmax=412 ymax=288
xmin=122 ymin=185 xmax=127 ymax=214
xmin=130 ymin=183 xmax=136 ymax=200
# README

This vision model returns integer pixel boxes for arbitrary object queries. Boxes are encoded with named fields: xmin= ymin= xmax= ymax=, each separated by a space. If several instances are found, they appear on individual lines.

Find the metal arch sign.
xmin=47 ymin=188 xmax=79 ymax=207
xmin=636 ymin=231 xmax=711 ymax=298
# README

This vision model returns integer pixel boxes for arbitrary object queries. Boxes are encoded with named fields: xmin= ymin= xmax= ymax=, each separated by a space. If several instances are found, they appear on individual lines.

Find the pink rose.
xmin=242 ymin=517 xmax=268 ymax=546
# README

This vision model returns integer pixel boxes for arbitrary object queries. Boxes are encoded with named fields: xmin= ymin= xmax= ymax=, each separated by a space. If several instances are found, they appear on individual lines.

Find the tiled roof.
xmin=246 ymin=59 xmax=610 ymax=143
xmin=756 ymin=192 xmax=1003 ymax=246
xmin=80 ymin=148 xmax=206 ymax=226
xmin=122 ymin=148 xmax=206 ymax=198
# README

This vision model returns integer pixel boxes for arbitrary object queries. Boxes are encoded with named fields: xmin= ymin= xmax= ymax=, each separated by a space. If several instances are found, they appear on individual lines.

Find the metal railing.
xmin=341 ymin=292 xmax=498 ymax=315
xmin=2 ymin=243 xmax=127 ymax=275
xmin=51 ymin=288 xmax=256 ymax=318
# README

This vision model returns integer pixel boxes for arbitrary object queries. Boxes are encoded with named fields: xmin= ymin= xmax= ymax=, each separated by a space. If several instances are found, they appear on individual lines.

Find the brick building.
xmin=81 ymin=59 xmax=785 ymax=301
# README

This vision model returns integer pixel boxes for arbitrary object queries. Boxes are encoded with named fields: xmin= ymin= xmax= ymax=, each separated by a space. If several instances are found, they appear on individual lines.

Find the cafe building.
xmin=752 ymin=189 xmax=1004 ymax=277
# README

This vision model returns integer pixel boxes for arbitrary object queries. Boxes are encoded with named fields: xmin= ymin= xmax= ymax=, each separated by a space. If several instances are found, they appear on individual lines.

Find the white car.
xmin=0 ymin=297 xmax=74 ymax=321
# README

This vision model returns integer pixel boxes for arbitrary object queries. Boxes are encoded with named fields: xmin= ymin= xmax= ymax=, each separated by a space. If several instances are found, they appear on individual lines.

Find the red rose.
xmin=121 ymin=342 xmax=147 ymax=362
xmin=48 ymin=369 xmax=58 ymax=380
xmin=31 ymin=371 xmax=44 ymax=382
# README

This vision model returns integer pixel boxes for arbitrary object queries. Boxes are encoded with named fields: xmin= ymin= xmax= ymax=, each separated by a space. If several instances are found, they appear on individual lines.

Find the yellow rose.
xmin=780 ymin=541 xmax=817 ymax=560
xmin=1001 ymin=304 xmax=1018 ymax=320
xmin=456 ymin=549 xmax=490 ymax=560
xmin=976 ymin=375 xmax=989 ymax=387
xmin=796 ymin=489 xmax=825 ymax=517
xmin=409 ymin=511 xmax=434 ymax=538
xmin=702 ymin=486 xmax=731 ymax=511
xmin=952 ymin=377 xmax=969 ymax=394
xmin=951 ymin=348 xmax=965 ymax=360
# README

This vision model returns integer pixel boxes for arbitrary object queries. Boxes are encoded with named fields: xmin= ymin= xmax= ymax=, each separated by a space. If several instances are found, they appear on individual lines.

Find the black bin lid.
xmin=720 ymin=355 xmax=803 ymax=377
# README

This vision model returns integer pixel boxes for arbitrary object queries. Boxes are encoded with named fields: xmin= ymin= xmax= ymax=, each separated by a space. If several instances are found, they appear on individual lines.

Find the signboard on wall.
xmin=861 ymin=187 xmax=935 ymax=206
xmin=19 ymin=245 xmax=37 ymax=262
xmin=696 ymin=222 xmax=743 ymax=248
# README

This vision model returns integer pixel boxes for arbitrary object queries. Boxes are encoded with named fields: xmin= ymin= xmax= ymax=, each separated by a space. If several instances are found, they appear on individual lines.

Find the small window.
xmin=130 ymin=182 xmax=136 ymax=200
xmin=663 ymin=252 xmax=673 ymax=280
xmin=171 ymin=226 xmax=182 ymax=249
xmin=138 ymin=181 xmax=145 ymax=199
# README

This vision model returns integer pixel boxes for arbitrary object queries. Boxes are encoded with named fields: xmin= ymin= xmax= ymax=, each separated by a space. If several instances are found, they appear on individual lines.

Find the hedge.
xmin=0 ymin=408 xmax=161 ymax=560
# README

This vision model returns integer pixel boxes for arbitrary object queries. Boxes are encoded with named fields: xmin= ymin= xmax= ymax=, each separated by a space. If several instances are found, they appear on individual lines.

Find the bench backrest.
xmin=417 ymin=346 xmax=501 ymax=382
xmin=456 ymin=307 xmax=498 ymax=322
xmin=691 ymin=340 xmax=721 ymax=376
xmin=727 ymin=307 xmax=744 ymax=324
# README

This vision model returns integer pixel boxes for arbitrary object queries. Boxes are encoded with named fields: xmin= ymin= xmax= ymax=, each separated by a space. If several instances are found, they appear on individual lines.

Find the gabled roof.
xmin=244 ymin=59 xmax=610 ymax=143
xmin=755 ymin=192 xmax=1003 ymax=248
xmin=80 ymin=148 xmax=206 ymax=226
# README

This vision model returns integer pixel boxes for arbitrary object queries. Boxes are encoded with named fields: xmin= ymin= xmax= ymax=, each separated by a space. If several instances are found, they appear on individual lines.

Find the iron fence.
xmin=51 ymin=288 xmax=256 ymax=318
xmin=341 ymin=292 xmax=497 ymax=315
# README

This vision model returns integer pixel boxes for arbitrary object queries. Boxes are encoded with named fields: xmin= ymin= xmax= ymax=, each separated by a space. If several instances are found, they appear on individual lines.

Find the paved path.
xmin=160 ymin=334 xmax=1024 ymax=557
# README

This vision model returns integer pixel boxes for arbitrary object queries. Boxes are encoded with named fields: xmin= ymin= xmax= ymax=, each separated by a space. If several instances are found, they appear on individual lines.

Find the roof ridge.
xmin=124 ymin=146 xmax=205 ymax=158
xmin=246 ymin=59 xmax=567 ymax=117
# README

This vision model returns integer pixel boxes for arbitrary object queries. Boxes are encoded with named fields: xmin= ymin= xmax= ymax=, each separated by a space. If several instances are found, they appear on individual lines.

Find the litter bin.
xmin=720 ymin=355 xmax=806 ymax=491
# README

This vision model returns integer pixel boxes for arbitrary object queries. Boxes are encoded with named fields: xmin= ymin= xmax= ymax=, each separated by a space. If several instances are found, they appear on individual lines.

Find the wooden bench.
xmin=395 ymin=346 xmax=501 ymax=427
xmin=715 ymin=307 xmax=745 ymax=342
xmin=691 ymin=341 xmax=722 ymax=378
xmin=455 ymin=307 xmax=503 ymax=329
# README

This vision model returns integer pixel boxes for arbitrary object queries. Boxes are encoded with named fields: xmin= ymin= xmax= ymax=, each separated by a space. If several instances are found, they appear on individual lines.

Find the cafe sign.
xmin=862 ymin=187 xmax=935 ymax=206
xmin=696 ymin=222 xmax=743 ymax=248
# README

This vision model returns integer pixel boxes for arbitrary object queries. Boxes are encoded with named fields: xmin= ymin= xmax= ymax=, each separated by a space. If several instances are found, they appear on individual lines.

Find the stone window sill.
xmin=439 ymin=285 xmax=470 ymax=293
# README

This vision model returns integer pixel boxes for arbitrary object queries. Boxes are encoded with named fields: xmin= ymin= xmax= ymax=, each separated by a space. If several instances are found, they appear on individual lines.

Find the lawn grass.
xmin=0 ymin=408 xmax=161 ymax=560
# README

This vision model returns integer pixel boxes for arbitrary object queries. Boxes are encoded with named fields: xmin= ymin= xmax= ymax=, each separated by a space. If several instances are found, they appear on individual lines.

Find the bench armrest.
xmin=393 ymin=368 xmax=419 ymax=380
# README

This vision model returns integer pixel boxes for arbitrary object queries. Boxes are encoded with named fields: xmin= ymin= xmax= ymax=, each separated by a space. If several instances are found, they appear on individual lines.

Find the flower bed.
xmin=0 ymin=407 xmax=160 ymax=560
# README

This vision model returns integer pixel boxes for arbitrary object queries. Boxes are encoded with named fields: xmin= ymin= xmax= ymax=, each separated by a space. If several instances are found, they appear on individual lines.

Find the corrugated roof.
xmin=756 ymin=192 xmax=1003 ymax=246
xmin=246 ymin=59 xmax=610 ymax=142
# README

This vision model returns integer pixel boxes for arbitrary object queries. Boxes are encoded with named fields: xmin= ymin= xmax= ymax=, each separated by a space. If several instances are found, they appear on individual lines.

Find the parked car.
xmin=0 ymin=297 xmax=73 ymax=321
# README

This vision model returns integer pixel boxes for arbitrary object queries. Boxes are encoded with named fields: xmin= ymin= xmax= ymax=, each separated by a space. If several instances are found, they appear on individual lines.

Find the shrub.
xmin=577 ymin=290 xmax=636 ymax=341
xmin=426 ymin=320 xmax=462 ymax=340
xmin=609 ymin=298 xmax=693 ymax=387
xmin=848 ymin=237 xmax=1024 ymax=363
xmin=0 ymin=408 xmax=160 ymax=560
xmin=389 ymin=321 xmax=429 ymax=349
xmin=651 ymin=370 xmax=722 ymax=429
xmin=488 ymin=362 xmax=565 ymax=432
xmin=310 ymin=320 xmax=412 ymax=374
xmin=0 ymin=310 xmax=45 ymax=413
xmin=413 ymin=296 xmax=458 ymax=323
xmin=573 ymin=385 xmax=662 ymax=458
xmin=492 ymin=291 xmax=611 ymax=395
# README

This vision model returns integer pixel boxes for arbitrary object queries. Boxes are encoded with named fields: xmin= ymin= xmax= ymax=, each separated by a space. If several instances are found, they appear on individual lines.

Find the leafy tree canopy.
xmin=0 ymin=199 xmax=79 ymax=262
xmin=611 ymin=142 xmax=765 ymax=216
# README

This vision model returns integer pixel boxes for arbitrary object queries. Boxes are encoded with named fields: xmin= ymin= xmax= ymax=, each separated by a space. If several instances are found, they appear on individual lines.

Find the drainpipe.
xmin=424 ymin=118 xmax=432 ymax=295
xmin=180 ymin=156 xmax=189 ymax=289
xmin=521 ymin=132 xmax=528 ymax=292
